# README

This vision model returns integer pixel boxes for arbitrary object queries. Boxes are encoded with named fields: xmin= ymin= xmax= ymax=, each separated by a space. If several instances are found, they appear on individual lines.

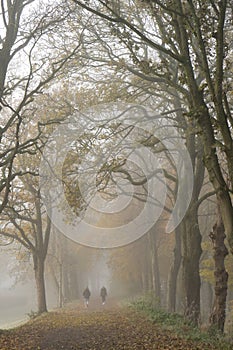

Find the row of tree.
xmin=0 ymin=0 xmax=232 ymax=333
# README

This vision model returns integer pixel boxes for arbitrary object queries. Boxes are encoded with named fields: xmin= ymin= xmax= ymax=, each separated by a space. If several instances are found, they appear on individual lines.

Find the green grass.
xmin=129 ymin=294 xmax=233 ymax=349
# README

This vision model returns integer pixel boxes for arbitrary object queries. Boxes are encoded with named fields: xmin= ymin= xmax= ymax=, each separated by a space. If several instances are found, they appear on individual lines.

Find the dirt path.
xmin=0 ymin=299 xmax=227 ymax=349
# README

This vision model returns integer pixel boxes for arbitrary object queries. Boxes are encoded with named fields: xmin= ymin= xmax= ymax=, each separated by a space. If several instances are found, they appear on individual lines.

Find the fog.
xmin=0 ymin=283 xmax=35 ymax=328
xmin=0 ymin=241 xmax=114 ymax=328
xmin=0 ymin=250 xmax=60 ymax=328
xmin=0 ymin=253 xmax=36 ymax=328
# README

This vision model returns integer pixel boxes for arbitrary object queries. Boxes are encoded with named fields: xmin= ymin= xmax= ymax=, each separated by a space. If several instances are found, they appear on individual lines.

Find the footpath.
xmin=0 ymin=299 xmax=228 ymax=349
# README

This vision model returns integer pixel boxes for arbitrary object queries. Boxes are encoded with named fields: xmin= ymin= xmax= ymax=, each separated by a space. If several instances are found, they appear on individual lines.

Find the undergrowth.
xmin=128 ymin=294 xmax=232 ymax=350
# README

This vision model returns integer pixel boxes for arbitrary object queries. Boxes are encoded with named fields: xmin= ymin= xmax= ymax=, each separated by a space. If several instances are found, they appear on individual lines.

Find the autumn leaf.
xmin=0 ymin=301 xmax=230 ymax=350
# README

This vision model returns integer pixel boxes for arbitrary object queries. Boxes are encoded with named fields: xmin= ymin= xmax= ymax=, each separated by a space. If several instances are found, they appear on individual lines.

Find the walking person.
xmin=100 ymin=286 xmax=107 ymax=305
xmin=83 ymin=287 xmax=91 ymax=308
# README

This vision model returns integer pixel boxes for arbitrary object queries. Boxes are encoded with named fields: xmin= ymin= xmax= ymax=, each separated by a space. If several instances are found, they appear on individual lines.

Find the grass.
xmin=128 ymin=294 xmax=233 ymax=350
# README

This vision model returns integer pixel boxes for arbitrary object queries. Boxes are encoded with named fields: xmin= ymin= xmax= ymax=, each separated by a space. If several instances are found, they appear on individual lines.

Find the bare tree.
xmin=71 ymin=0 xmax=233 ymax=252
xmin=69 ymin=0 xmax=232 ymax=329
xmin=0 ymin=0 xmax=80 ymax=212
xmin=1 ymin=153 xmax=51 ymax=314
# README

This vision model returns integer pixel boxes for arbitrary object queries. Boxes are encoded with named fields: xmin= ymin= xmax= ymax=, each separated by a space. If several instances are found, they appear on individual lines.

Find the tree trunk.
xmin=140 ymin=238 xmax=153 ymax=293
xmin=151 ymin=244 xmax=161 ymax=301
xmin=48 ymin=263 xmax=60 ymax=306
xmin=144 ymin=260 xmax=152 ymax=292
xmin=209 ymin=209 xmax=228 ymax=332
xmin=63 ymin=266 xmax=71 ymax=302
xmin=167 ymin=224 xmax=182 ymax=312
xmin=181 ymin=129 xmax=204 ymax=326
xmin=141 ymin=270 xmax=147 ymax=292
xmin=69 ymin=269 xmax=79 ymax=301
xmin=182 ymin=207 xmax=202 ymax=325
xmin=201 ymin=281 xmax=213 ymax=324
xmin=59 ymin=262 xmax=63 ymax=308
xmin=149 ymin=230 xmax=161 ymax=302
xmin=33 ymin=253 xmax=47 ymax=314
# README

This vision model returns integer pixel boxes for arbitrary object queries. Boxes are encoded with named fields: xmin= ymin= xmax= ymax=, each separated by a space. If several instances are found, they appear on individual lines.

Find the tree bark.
xmin=33 ymin=253 xmax=48 ymax=314
xmin=167 ymin=224 xmax=182 ymax=312
xmin=209 ymin=209 xmax=228 ymax=332
xmin=151 ymin=243 xmax=161 ymax=301
xmin=182 ymin=206 xmax=202 ymax=325
xmin=149 ymin=230 xmax=161 ymax=302
xmin=201 ymin=281 xmax=213 ymax=324
xmin=170 ymin=0 xmax=233 ymax=256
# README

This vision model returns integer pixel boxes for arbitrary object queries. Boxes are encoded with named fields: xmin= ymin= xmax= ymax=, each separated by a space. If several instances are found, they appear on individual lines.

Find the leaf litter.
xmin=0 ymin=300 xmax=229 ymax=349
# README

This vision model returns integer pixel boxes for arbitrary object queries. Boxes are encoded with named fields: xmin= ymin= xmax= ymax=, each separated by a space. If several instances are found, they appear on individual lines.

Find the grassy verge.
xmin=128 ymin=295 xmax=232 ymax=350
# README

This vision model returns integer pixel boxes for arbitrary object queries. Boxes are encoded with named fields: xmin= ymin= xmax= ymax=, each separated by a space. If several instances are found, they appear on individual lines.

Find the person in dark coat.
xmin=100 ymin=286 xmax=107 ymax=305
xmin=83 ymin=287 xmax=91 ymax=307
